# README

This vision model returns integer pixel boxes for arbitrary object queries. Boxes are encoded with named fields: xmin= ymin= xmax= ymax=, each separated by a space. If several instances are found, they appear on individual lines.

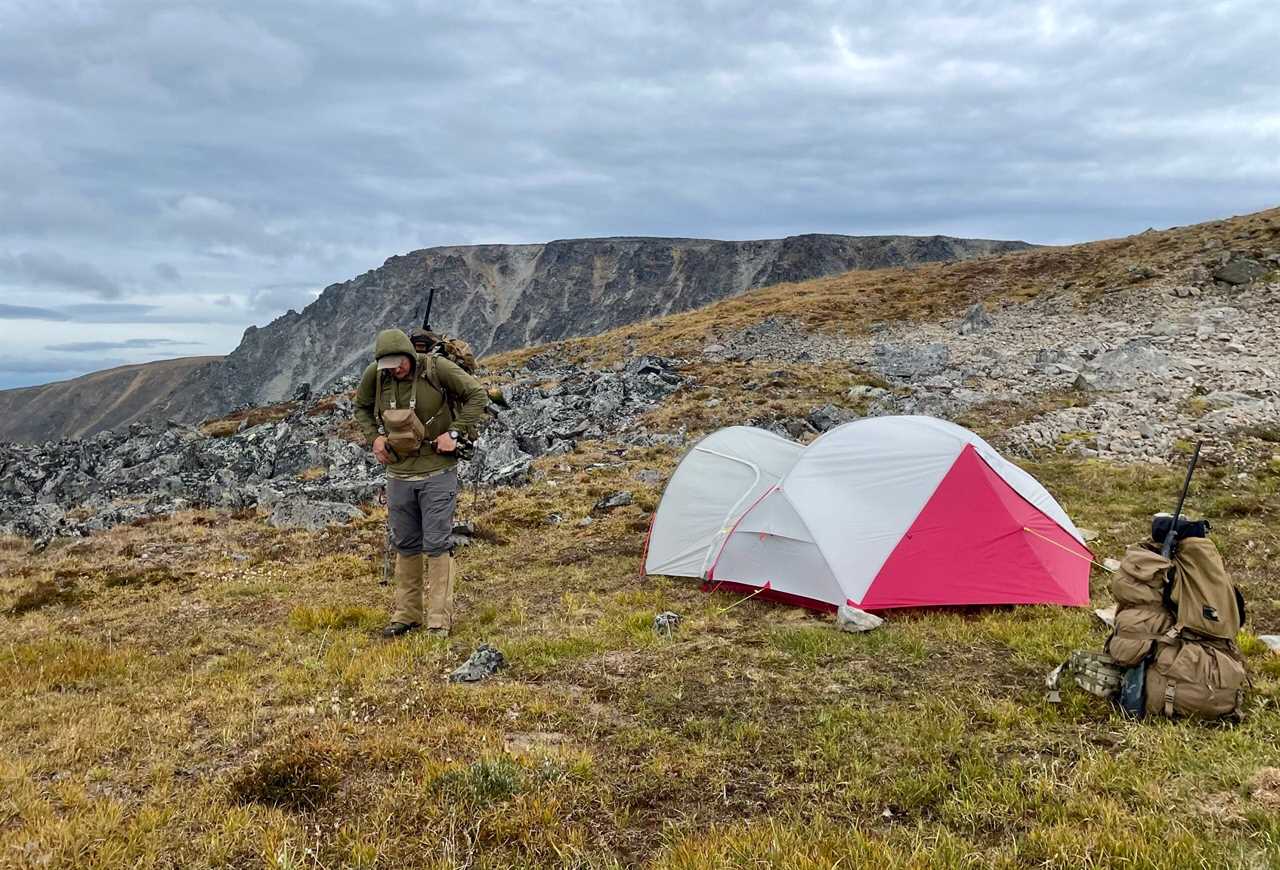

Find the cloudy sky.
xmin=1 ymin=1 xmax=1277 ymax=389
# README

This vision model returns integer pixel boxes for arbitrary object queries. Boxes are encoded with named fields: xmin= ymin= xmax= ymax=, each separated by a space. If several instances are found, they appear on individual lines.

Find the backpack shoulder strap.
xmin=419 ymin=354 xmax=459 ymax=429
xmin=421 ymin=354 xmax=444 ymax=394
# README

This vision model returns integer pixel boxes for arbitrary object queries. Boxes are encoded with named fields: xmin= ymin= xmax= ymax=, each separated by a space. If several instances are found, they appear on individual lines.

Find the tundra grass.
xmin=1 ymin=438 xmax=1278 ymax=868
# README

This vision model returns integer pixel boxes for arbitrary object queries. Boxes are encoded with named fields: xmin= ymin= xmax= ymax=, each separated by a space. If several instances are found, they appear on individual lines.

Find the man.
xmin=354 ymin=328 xmax=487 ymax=638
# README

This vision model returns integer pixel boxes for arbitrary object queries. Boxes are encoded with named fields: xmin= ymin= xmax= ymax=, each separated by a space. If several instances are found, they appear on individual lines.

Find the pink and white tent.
xmin=643 ymin=416 xmax=1091 ymax=611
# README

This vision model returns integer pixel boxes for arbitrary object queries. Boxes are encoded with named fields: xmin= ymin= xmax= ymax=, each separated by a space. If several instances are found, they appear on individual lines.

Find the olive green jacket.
xmin=353 ymin=329 xmax=487 ymax=478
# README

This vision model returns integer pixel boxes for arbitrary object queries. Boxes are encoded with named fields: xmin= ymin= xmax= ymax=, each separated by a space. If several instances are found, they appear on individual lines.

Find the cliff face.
xmin=163 ymin=233 xmax=1032 ymax=421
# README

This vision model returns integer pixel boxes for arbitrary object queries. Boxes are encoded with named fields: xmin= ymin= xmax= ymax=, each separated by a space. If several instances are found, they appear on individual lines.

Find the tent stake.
xmin=1021 ymin=526 xmax=1116 ymax=573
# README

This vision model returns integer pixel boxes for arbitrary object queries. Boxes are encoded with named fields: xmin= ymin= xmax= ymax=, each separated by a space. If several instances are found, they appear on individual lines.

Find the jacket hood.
xmin=373 ymin=329 xmax=417 ymax=360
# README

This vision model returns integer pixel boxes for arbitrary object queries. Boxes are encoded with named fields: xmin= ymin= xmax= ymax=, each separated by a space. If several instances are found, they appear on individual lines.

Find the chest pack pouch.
xmin=376 ymin=369 xmax=426 ymax=459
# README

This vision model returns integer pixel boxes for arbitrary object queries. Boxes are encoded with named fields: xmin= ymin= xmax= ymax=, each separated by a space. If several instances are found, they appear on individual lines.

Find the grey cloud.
xmin=0 ymin=251 xmax=122 ymax=298
xmin=46 ymin=338 xmax=199 ymax=353
xmin=0 ymin=303 xmax=67 ymax=321
xmin=153 ymin=262 xmax=181 ymax=282
xmin=246 ymin=282 xmax=321 ymax=315
xmin=58 ymin=301 xmax=254 ymax=325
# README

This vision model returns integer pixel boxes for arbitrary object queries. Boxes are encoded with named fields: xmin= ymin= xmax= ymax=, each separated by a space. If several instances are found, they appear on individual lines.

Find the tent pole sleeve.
xmin=693 ymin=446 xmax=763 ymax=578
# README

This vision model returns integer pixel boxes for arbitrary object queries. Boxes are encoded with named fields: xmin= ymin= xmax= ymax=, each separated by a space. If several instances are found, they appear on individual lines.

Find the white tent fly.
xmin=642 ymin=416 xmax=1091 ymax=611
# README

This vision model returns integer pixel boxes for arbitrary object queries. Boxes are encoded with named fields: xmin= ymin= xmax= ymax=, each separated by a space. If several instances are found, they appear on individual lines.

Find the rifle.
xmin=1159 ymin=442 xmax=1202 ymax=559
xmin=422 ymin=287 xmax=438 ymax=333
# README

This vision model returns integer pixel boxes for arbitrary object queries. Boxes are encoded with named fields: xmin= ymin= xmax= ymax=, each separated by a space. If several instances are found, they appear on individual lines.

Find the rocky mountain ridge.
xmin=159 ymin=233 xmax=1031 ymax=423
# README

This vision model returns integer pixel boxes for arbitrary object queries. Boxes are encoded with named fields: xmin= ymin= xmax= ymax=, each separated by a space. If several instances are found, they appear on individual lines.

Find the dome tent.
xmin=643 ymin=416 xmax=1091 ymax=611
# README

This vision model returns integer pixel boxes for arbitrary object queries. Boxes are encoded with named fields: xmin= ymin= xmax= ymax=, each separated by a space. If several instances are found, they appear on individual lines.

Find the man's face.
xmin=391 ymin=357 xmax=413 ymax=380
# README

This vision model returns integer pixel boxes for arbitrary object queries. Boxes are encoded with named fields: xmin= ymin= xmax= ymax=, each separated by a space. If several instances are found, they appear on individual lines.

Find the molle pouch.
xmin=1106 ymin=606 xmax=1174 ymax=667
xmin=382 ymin=407 xmax=425 ymax=458
xmin=1111 ymin=546 xmax=1170 ymax=607
xmin=1143 ymin=639 xmax=1246 ymax=720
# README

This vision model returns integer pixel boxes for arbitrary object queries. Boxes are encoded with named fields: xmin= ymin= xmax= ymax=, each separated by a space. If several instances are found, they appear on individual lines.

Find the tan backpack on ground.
xmin=1106 ymin=539 xmax=1248 ymax=721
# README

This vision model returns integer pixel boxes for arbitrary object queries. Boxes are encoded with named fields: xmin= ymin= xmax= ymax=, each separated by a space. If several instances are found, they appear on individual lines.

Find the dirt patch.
xmin=503 ymin=731 xmax=582 ymax=758
xmin=1249 ymin=767 xmax=1280 ymax=810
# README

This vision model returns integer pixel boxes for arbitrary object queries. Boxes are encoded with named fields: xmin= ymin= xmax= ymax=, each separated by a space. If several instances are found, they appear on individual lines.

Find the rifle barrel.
xmin=1161 ymin=442 xmax=1201 ymax=558
xmin=423 ymin=287 xmax=437 ymax=330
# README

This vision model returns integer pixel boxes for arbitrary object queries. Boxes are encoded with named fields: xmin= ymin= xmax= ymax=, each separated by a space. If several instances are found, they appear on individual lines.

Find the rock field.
xmin=0 ymin=357 xmax=683 ymax=542
xmin=702 ymin=274 xmax=1280 ymax=465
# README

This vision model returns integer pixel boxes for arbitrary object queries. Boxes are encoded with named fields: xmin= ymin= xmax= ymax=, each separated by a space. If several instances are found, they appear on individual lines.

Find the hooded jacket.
xmin=353 ymin=329 xmax=487 ymax=478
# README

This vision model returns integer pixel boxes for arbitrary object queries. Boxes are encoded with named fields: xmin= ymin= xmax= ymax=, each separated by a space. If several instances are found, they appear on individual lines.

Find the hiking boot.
xmin=380 ymin=621 xmax=420 ymax=638
xmin=426 ymin=626 xmax=450 ymax=638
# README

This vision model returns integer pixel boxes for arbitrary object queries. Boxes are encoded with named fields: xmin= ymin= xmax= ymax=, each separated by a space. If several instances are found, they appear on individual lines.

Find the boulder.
xmin=593 ymin=491 xmax=633 ymax=513
xmin=268 ymin=499 xmax=364 ymax=531
xmin=807 ymin=404 xmax=856 ymax=433
xmin=958 ymin=303 xmax=994 ymax=335
xmin=1212 ymin=258 xmax=1267 ymax=286
xmin=837 ymin=604 xmax=884 ymax=633
xmin=873 ymin=343 xmax=950 ymax=379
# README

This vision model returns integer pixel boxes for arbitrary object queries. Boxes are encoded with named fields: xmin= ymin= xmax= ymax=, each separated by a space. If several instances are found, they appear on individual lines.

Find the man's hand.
xmin=433 ymin=431 xmax=458 ymax=454
xmin=372 ymin=435 xmax=392 ymax=465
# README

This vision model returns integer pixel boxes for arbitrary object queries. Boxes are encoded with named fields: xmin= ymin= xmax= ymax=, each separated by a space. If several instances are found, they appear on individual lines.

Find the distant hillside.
xmin=0 ymin=356 xmax=221 ymax=444
xmin=162 ymin=233 xmax=1033 ymax=422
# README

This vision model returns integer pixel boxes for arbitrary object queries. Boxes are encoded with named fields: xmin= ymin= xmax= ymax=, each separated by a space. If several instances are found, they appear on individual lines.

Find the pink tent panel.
xmin=859 ymin=445 xmax=1091 ymax=609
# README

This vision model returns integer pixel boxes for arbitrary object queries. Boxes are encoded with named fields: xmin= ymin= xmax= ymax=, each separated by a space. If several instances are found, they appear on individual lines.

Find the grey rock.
xmin=873 ymin=343 xmax=950 ymax=378
xmin=1213 ymin=258 xmax=1266 ymax=286
xmin=837 ymin=604 xmax=884 ymax=633
xmin=593 ymin=491 xmax=633 ymax=513
xmin=1203 ymin=390 xmax=1256 ymax=409
xmin=635 ymin=469 xmax=663 ymax=486
xmin=807 ymin=404 xmax=855 ymax=433
xmin=847 ymin=385 xmax=888 ymax=401
xmin=0 ymin=354 xmax=697 ymax=540
xmin=782 ymin=418 xmax=815 ymax=439
xmin=958 ymin=303 xmax=994 ymax=335
xmin=449 ymin=644 xmax=506 ymax=683
xmin=268 ymin=499 xmax=364 ymax=531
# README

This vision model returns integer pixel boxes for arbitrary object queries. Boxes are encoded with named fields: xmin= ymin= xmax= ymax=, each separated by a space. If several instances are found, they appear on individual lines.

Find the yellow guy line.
xmin=1022 ymin=526 xmax=1116 ymax=573
xmin=715 ymin=584 xmax=770 ymax=615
